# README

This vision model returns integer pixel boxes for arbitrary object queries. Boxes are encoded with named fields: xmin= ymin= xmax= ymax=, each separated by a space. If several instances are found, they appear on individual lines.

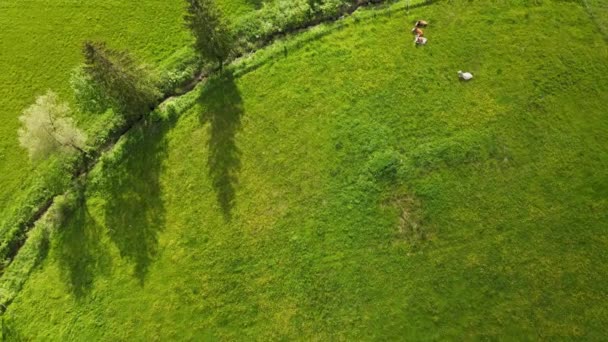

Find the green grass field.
xmin=586 ymin=0 xmax=608 ymax=37
xmin=2 ymin=0 xmax=607 ymax=339
xmin=0 ymin=0 xmax=263 ymax=238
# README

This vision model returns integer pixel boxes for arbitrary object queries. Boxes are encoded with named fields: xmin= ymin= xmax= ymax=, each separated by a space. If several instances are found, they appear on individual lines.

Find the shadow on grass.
xmin=198 ymin=73 xmax=244 ymax=221
xmin=1 ymin=315 xmax=25 ymax=341
xmin=55 ymin=112 xmax=175 ymax=297
xmin=100 ymin=116 xmax=174 ymax=285
xmin=56 ymin=195 xmax=111 ymax=299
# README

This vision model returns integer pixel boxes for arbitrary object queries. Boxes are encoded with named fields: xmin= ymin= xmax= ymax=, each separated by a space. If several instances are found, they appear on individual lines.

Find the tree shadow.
xmin=54 ymin=109 xmax=175 ymax=296
xmin=55 ymin=193 xmax=111 ymax=299
xmin=198 ymin=73 xmax=244 ymax=221
xmin=1 ymin=315 xmax=26 ymax=341
xmin=100 ymin=117 xmax=173 ymax=285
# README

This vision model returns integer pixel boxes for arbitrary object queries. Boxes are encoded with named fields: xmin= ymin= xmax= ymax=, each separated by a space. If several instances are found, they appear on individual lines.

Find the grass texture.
xmin=3 ymin=0 xmax=608 ymax=340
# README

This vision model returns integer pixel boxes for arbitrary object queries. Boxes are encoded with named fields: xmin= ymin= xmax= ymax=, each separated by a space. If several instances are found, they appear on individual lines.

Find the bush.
xmin=319 ymin=0 xmax=350 ymax=17
xmin=234 ymin=0 xmax=354 ymax=52
xmin=157 ymin=48 xmax=202 ymax=94
xmin=70 ymin=67 xmax=113 ymax=114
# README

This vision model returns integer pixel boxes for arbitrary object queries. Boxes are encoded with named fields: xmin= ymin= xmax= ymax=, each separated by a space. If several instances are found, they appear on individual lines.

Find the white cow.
xmin=458 ymin=71 xmax=473 ymax=81
xmin=414 ymin=35 xmax=427 ymax=45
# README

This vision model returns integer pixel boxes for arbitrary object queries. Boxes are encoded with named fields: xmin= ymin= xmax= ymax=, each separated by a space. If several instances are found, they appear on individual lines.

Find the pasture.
xmin=2 ymin=0 xmax=608 ymax=339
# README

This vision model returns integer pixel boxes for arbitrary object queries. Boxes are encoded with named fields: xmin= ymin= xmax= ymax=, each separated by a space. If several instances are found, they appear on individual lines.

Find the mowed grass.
xmin=4 ymin=0 xmax=608 ymax=339
xmin=0 ymin=0 xmax=261 ymax=230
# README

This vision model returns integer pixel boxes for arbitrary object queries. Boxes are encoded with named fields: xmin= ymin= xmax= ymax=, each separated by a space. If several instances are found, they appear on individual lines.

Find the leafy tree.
xmin=81 ymin=41 xmax=160 ymax=119
xmin=70 ymin=66 xmax=113 ymax=115
xmin=184 ymin=0 xmax=234 ymax=70
xmin=18 ymin=91 xmax=87 ymax=161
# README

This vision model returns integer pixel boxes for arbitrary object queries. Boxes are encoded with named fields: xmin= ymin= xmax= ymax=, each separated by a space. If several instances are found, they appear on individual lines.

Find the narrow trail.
xmin=0 ymin=0 xmax=435 ymax=313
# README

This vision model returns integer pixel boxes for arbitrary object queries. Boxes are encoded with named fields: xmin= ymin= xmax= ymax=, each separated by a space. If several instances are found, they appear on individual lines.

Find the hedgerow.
xmin=233 ymin=0 xmax=356 ymax=52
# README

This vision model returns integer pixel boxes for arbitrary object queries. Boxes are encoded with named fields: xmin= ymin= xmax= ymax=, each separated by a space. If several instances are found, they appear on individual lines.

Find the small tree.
xmin=70 ymin=66 xmax=113 ymax=115
xmin=81 ymin=41 xmax=160 ymax=119
xmin=18 ymin=91 xmax=87 ymax=161
xmin=184 ymin=0 xmax=234 ymax=70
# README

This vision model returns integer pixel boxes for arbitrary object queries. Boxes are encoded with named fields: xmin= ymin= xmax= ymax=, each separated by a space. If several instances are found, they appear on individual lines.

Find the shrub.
xmin=318 ymin=0 xmax=350 ymax=17
xmin=70 ymin=67 xmax=113 ymax=115
xmin=234 ymin=0 xmax=354 ymax=51
xmin=158 ymin=65 xmax=199 ymax=94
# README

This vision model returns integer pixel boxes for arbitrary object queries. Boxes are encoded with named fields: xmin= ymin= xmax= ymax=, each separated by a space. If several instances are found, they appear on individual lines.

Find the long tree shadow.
xmin=56 ymin=191 xmax=111 ymax=299
xmin=100 ymin=117 xmax=173 ymax=285
xmin=198 ymin=73 xmax=244 ymax=221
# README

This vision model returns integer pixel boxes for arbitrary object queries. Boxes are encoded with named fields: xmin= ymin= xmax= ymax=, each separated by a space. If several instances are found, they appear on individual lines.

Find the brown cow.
xmin=411 ymin=27 xmax=424 ymax=36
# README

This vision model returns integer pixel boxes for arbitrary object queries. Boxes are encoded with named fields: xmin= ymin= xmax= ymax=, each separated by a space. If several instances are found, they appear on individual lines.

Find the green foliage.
xmin=234 ymin=0 xmax=356 ymax=50
xmin=0 ymin=0 xmax=247 ymax=283
xmin=81 ymin=41 xmax=161 ymax=120
xmin=70 ymin=67 xmax=113 ymax=115
xmin=235 ymin=0 xmax=314 ymax=43
xmin=318 ymin=0 xmax=350 ymax=16
xmin=157 ymin=47 xmax=202 ymax=94
xmin=184 ymin=0 xmax=235 ymax=67
xmin=18 ymin=91 xmax=87 ymax=162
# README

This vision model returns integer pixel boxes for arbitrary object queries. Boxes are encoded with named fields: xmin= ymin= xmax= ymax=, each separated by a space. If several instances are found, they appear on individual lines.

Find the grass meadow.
xmin=2 ymin=0 xmax=607 ymax=339
xmin=0 ymin=0 xmax=262 ymax=242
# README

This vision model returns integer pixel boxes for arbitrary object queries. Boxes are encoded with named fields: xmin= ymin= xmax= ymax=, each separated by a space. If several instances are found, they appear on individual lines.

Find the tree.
xmin=81 ymin=41 xmax=160 ymax=119
xmin=184 ymin=0 xmax=234 ymax=70
xmin=18 ymin=91 xmax=87 ymax=161
xmin=70 ymin=66 xmax=113 ymax=115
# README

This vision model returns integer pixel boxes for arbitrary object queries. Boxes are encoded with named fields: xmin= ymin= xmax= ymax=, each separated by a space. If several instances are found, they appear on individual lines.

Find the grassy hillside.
xmin=3 ymin=0 xmax=608 ymax=339
xmin=0 ymin=0 xmax=262 ymax=236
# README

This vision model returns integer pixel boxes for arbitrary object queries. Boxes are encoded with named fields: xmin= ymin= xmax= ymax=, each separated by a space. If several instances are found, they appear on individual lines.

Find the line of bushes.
xmin=232 ymin=0 xmax=392 ymax=53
